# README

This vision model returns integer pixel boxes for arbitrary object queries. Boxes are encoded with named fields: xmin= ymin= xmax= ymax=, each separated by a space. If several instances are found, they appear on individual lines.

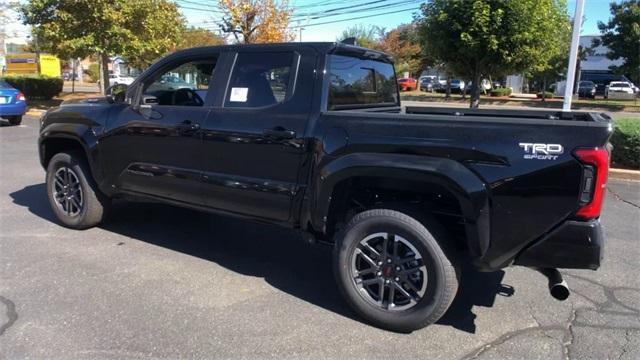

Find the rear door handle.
xmin=263 ymin=127 xmax=295 ymax=139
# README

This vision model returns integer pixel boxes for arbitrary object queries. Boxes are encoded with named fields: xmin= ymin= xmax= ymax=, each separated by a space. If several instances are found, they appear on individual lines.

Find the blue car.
xmin=0 ymin=79 xmax=27 ymax=125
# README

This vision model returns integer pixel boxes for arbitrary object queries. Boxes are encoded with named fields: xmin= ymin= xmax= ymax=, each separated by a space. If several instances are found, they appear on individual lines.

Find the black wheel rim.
xmin=52 ymin=167 xmax=83 ymax=217
xmin=350 ymin=232 xmax=428 ymax=311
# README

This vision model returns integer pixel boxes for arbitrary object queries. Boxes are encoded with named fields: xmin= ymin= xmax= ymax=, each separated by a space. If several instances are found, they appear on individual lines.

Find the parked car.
xmin=39 ymin=42 xmax=610 ymax=333
xmin=108 ymin=74 xmax=136 ymax=86
xmin=146 ymin=74 xmax=194 ymax=92
xmin=61 ymin=71 xmax=79 ymax=81
xmin=397 ymin=77 xmax=417 ymax=91
xmin=419 ymin=77 xmax=435 ymax=92
xmin=604 ymin=81 xmax=635 ymax=98
xmin=580 ymin=72 xmax=632 ymax=96
xmin=0 ymin=79 xmax=27 ymax=125
xmin=577 ymin=81 xmax=596 ymax=99
xmin=434 ymin=79 xmax=465 ymax=93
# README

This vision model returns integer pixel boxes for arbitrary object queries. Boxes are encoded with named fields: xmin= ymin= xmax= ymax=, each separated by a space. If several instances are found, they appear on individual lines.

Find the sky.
xmin=1 ymin=0 xmax=622 ymax=45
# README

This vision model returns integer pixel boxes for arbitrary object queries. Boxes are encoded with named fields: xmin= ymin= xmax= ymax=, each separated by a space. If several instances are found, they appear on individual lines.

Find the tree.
xmin=417 ymin=0 xmax=571 ymax=108
xmin=219 ymin=0 xmax=294 ymax=43
xmin=595 ymin=0 xmax=640 ymax=85
xmin=21 ymin=0 xmax=185 ymax=94
xmin=379 ymin=24 xmax=423 ymax=77
xmin=338 ymin=25 xmax=385 ymax=49
xmin=175 ymin=27 xmax=226 ymax=50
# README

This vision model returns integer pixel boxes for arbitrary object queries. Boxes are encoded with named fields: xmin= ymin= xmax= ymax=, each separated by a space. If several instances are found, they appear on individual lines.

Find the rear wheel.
xmin=46 ymin=151 xmax=110 ymax=229
xmin=8 ymin=116 xmax=22 ymax=125
xmin=333 ymin=209 xmax=459 ymax=332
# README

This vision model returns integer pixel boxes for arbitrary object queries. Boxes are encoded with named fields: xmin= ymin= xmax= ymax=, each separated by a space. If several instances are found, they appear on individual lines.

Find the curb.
xmin=26 ymin=109 xmax=46 ymax=117
xmin=609 ymin=168 xmax=640 ymax=181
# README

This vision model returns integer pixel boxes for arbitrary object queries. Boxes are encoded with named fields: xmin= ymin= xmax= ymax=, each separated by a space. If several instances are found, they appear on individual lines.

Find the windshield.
xmin=0 ymin=79 xmax=11 ymax=88
xmin=579 ymin=81 xmax=594 ymax=86
xmin=611 ymin=82 xmax=629 ymax=88
xmin=327 ymin=54 xmax=398 ymax=110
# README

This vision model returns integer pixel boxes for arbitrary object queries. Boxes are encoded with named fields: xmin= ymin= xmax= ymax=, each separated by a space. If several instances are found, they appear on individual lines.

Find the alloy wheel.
xmin=350 ymin=232 xmax=428 ymax=311
xmin=52 ymin=167 xmax=83 ymax=217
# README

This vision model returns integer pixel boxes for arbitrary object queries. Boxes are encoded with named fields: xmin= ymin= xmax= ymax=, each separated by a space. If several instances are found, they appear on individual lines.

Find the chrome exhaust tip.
xmin=538 ymin=268 xmax=570 ymax=301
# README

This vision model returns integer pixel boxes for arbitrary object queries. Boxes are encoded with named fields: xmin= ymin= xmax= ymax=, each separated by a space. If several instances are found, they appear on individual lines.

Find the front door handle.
xmin=263 ymin=127 xmax=295 ymax=139
xmin=175 ymin=120 xmax=200 ymax=132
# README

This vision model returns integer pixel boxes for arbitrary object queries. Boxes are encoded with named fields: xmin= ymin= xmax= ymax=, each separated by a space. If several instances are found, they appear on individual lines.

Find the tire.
xmin=46 ymin=151 xmax=110 ymax=229
xmin=333 ymin=209 xmax=459 ymax=332
xmin=9 ymin=116 xmax=22 ymax=126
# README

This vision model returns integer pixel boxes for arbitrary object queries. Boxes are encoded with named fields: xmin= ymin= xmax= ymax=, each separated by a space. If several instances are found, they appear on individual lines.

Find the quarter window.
xmin=225 ymin=52 xmax=294 ymax=108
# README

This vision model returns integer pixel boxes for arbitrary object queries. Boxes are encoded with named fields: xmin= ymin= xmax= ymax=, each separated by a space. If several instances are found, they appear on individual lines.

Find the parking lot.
xmin=1 ymin=115 xmax=639 ymax=359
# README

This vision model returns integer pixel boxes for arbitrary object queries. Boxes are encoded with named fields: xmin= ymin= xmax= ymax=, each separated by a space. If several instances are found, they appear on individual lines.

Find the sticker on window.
xmin=229 ymin=87 xmax=248 ymax=102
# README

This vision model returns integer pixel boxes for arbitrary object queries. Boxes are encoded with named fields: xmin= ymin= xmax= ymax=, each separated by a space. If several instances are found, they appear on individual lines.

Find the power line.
xmin=292 ymin=0 xmax=421 ymax=20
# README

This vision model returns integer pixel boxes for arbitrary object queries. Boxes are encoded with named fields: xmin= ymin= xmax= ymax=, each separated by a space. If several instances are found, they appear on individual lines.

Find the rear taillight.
xmin=574 ymin=148 xmax=609 ymax=220
xmin=17 ymin=92 xmax=26 ymax=101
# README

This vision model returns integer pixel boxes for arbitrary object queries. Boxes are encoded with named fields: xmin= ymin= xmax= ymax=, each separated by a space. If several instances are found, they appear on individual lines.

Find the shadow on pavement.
xmin=10 ymin=182 xmax=514 ymax=334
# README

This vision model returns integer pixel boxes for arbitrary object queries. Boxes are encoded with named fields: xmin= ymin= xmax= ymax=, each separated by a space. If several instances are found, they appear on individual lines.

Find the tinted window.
xmin=328 ymin=54 xmax=398 ymax=110
xmin=0 ymin=80 xmax=11 ymax=88
xmin=225 ymin=52 xmax=294 ymax=108
xmin=143 ymin=59 xmax=216 ymax=106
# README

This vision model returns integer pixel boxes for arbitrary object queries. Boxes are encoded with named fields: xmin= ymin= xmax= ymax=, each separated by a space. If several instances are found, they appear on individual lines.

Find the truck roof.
xmin=167 ymin=42 xmax=394 ymax=63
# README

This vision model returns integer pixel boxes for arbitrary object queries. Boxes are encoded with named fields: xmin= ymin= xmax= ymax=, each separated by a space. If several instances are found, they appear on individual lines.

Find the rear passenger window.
xmin=225 ymin=52 xmax=294 ymax=108
xmin=328 ymin=54 xmax=398 ymax=110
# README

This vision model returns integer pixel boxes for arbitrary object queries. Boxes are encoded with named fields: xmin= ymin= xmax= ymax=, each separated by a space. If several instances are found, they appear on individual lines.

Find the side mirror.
xmin=106 ymin=84 xmax=128 ymax=103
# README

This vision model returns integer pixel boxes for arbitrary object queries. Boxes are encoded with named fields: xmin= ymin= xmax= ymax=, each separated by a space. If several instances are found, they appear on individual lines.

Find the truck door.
xmin=100 ymin=52 xmax=221 ymax=204
xmin=200 ymin=48 xmax=316 ymax=222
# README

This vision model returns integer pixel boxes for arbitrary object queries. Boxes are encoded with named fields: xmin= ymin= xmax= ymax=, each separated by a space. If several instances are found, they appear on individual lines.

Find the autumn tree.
xmin=219 ymin=0 xmax=294 ymax=43
xmin=594 ymin=0 xmax=640 ymax=85
xmin=21 ymin=0 xmax=185 ymax=94
xmin=175 ymin=27 xmax=226 ymax=50
xmin=417 ymin=0 xmax=571 ymax=108
xmin=379 ymin=24 xmax=423 ymax=77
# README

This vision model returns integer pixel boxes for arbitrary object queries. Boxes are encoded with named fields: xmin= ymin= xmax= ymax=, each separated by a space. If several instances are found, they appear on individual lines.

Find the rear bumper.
xmin=0 ymin=103 xmax=27 ymax=117
xmin=514 ymin=220 xmax=603 ymax=270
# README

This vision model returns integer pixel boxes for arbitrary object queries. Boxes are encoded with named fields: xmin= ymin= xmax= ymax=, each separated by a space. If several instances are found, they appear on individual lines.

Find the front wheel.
xmin=333 ymin=209 xmax=459 ymax=332
xmin=46 ymin=151 xmax=110 ymax=229
xmin=8 ymin=116 xmax=22 ymax=125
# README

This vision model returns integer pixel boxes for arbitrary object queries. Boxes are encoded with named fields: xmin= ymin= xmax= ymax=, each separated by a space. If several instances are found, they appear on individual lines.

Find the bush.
xmin=87 ymin=63 xmax=100 ymax=83
xmin=489 ymin=88 xmax=512 ymax=97
xmin=1 ymin=75 xmax=63 ymax=100
xmin=610 ymin=118 xmax=640 ymax=169
xmin=536 ymin=92 xmax=554 ymax=99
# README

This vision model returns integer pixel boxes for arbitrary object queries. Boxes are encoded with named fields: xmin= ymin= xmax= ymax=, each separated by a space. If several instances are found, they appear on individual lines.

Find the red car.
xmin=397 ymin=77 xmax=417 ymax=91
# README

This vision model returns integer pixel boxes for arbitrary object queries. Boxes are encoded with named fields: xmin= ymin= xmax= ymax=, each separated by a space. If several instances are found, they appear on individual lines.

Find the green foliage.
xmin=596 ymin=0 xmax=640 ymax=85
xmin=536 ymin=92 xmax=554 ymax=99
xmin=21 ymin=0 xmax=185 ymax=93
xmin=489 ymin=88 xmax=512 ymax=97
xmin=417 ymin=0 xmax=571 ymax=107
xmin=2 ymin=75 xmax=63 ymax=100
xmin=87 ymin=64 xmax=101 ymax=83
xmin=611 ymin=118 xmax=640 ymax=169
xmin=338 ymin=25 xmax=385 ymax=49
xmin=176 ymin=27 xmax=226 ymax=50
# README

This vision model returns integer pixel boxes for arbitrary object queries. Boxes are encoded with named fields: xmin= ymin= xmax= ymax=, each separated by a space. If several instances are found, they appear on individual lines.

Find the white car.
xmin=605 ymin=81 xmax=635 ymax=98
xmin=108 ymin=74 xmax=135 ymax=87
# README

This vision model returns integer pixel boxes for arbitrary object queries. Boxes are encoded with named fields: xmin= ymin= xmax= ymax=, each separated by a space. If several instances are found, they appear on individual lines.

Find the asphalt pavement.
xmin=1 ymin=115 xmax=639 ymax=359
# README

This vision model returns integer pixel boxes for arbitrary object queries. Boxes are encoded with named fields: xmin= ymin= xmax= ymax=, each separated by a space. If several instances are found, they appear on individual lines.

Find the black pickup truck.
xmin=38 ymin=42 xmax=611 ymax=332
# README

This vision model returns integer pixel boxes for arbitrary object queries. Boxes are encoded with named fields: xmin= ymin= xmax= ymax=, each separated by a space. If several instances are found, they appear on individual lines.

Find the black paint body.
xmin=38 ymin=43 xmax=612 ymax=271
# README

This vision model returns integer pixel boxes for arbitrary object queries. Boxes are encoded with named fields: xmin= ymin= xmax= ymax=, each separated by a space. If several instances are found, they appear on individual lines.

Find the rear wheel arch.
xmin=309 ymin=155 xmax=490 ymax=257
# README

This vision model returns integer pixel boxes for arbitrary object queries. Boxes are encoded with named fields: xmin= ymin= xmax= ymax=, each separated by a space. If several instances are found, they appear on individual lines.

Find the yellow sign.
xmin=5 ymin=53 xmax=61 ymax=77
xmin=39 ymin=54 xmax=61 ymax=77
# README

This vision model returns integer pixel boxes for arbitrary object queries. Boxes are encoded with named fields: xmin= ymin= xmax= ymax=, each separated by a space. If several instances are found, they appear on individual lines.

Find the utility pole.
xmin=563 ymin=0 xmax=585 ymax=111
